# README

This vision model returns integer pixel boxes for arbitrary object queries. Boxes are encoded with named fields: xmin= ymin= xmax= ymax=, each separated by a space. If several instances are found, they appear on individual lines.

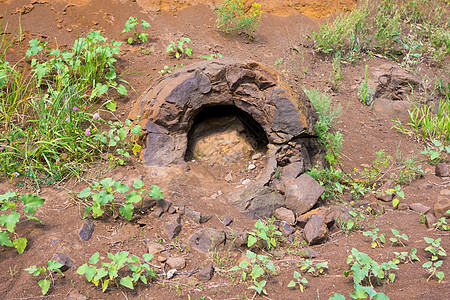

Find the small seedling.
xmin=421 ymin=139 xmax=450 ymax=165
xmin=392 ymin=248 xmax=419 ymax=264
xmin=389 ymin=229 xmax=408 ymax=247
xmin=357 ymin=65 xmax=375 ymax=106
xmin=166 ymin=38 xmax=192 ymax=58
xmin=287 ymin=271 xmax=308 ymax=292
xmin=25 ymin=260 xmax=64 ymax=295
xmin=424 ymin=237 xmax=447 ymax=261
xmin=433 ymin=214 xmax=449 ymax=231
xmin=300 ymin=260 xmax=329 ymax=276
xmin=201 ymin=53 xmax=224 ymax=60
xmin=422 ymin=260 xmax=445 ymax=283
xmin=247 ymin=218 xmax=282 ymax=250
xmin=121 ymin=17 xmax=151 ymax=44
xmin=363 ymin=228 xmax=386 ymax=248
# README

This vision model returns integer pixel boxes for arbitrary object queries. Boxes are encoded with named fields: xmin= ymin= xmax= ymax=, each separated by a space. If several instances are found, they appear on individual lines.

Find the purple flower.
xmin=65 ymin=117 xmax=70 ymax=122
xmin=85 ymin=129 xmax=91 ymax=136
xmin=93 ymin=113 xmax=100 ymax=120
xmin=0 ymin=146 xmax=4 ymax=151
xmin=73 ymin=106 xmax=78 ymax=111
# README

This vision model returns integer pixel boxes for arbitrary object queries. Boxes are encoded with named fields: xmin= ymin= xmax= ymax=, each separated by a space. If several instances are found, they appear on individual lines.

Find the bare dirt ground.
xmin=0 ymin=0 xmax=449 ymax=299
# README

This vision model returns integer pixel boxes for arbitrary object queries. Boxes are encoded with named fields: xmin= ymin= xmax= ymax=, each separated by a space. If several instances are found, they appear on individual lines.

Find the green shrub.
xmin=215 ymin=0 xmax=262 ymax=39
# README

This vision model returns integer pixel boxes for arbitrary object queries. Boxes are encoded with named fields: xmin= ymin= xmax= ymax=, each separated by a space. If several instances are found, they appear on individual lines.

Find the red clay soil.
xmin=0 ymin=1 xmax=448 ymax=299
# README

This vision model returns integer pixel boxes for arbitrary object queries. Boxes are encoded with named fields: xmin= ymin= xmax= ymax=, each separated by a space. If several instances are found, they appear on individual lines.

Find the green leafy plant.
xmin=358 ymin=65 xmax=375 ymax=106
xmin=229 ymin=250 xmax=276 ymax=296
xmin=121 ymin=17 xmax=151 ymax=44
xmin=301 ymin=260 xmax=329 ymax=276
xmin=77 ymin=178 xmax=163 ymax=220
xmin=77 ymin=252 xmax=157 ymax=292
xmin=287 ymin=271 xmax=308 ymax=292
xmin=215 ymin=0 xmax=262 ymax=39
xmin=345 ymin=248 xmax=398 ymax=287
xmin=392 ymin=248 xmax=419 ymax=264
xmin=201 ymin=53 xmax=224 ymax=60
xmin=363 ymin=228 xmax=386 ymax=248
xmin=25 ymin=260 xmax=64 ymax=295
xmin=433 ymin=215 xmax=449 ymax=231
xmin=330 ymin=52 xmax=343 ymax=91
xmin=423 ymin=237 xmax=447 ymax=261
xmin=422 ymin=260 xmax=445 ymax=283
xmin=421 ymin=139 xmax=450 ymax=165
xmin=166 ymin=38 xmax=192 ymax=58
xmin=247 ymin=218 xmax=282 ymax=250
xmin=0 ymin=192 xmax=45 ymax=254
xmin=158 ymin=63 xmax=184 ymax=75
xmin=389 ymin=229 xmax=408 ymax=247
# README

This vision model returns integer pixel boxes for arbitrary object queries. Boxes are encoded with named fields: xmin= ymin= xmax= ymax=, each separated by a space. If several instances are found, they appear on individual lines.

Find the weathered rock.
xmin=252 ymin=153 xmax=262 ymax=160
xmin=373 ymin=63 xmax=420 ymax=102
xmin=224 ymin=230 xmax=248 ymax=250
xmin=435 ymin=163 xmax=449 ymax=177
xmin=79 ymin=219 xmax=95 ymax=241
xmin=329 ymin=204 xmax=352 ymax=224
xmin=372 ymin=98 xmax=412 ymax=125
xmin=151 ymin=207 xmax=165 ymax=219
xmin=147 ymin=241 xmax=165 ymax=255
xmin=222 ymin=217 xmax=233 ymax=226
xmin=281 ymin=161 xmax=304 ymax=180
xmin=65 ymin=290 xmax=88 ymax=300
xmin=164 ymin=214 xmax=182 ymax=239
xmin=300 ymin=248 xmax=319 ymax=258
xmin=425 ymin=213 xmax=438 ymax=229
xmin=156 ymin=199 xmax=172 ymax=212
xmin=51 ymin=253 xmax=75 ymax=272
xmin=285 ymin=174 xmax=324 ymax=215
xmin=184 ymin=206 xmax=211 ymax=224
xmin=128 ymin=59 xmax=318 ymax=167
xmin=231 ymin=183 xmax=285 ymax=218
xmin=274 ymin=207 xmax=296 ymax=225
xmin=189 ymin=227 xmax=226 ymax=252
xmin=197 ymin=264 xmax=214 ymax=282
xmin=303 ymin=214 xmax=328 ymax=245
xmin=166 ymin=257 xmax=185 ymax=270
xmin=409 ymin=203 xmax=431 ymax=215
xmin=434 ymin=195 xmax=450 ymax=218
xmin=297 ymin=207 xmax=334 ymax=228
xmin=397 ymin=203 xmax=409 ymax=210
xmin=279 ymin=221 xmax=296 ymax=235
xmin=375 ymin=179 xmax=395 ymax=202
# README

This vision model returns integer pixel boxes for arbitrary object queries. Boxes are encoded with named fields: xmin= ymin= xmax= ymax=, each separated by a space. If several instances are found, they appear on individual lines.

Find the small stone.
xmin=435 ymin=163 xmax=449 ymax=177
xmin=434 ymin=195 xmax=450 ymax=218
xmin=279 ymin=221 xmax=296 ymax=235
xmin=156 ymin=199 xmax=172 ymax=212
xmin=167 ymin=269 xmax=177 ymax=279
xmin=285 ymin=174 xmax=324 ymax=215
xmin=166 ymin=257 xmax=185 ymax=270
xmin=167 ymin=205 xmax=176 ymax=214
xmin=397 ymin=203 xmax=409 ymax=210
xmin=252 ymin=153 xmax=262 ymax=160
xmin=164 ymin=214 xmax=182 ymax=239
xmin=79 ymin=219 xmax=95 ymax=241
xmin=222 ymin=217 xmax=233 ymax=226
xmin=152 ymin=207 xmax=164 ymax=219
xmin=184 ymin=206 xmax=211 ymax=224
xmin=66 ymin=28 xmax=72 ymax=32
xmin=157 ymin=255 xmax=167 ymax=263
xmin=425 ymin=213 xmax=438 ymax=229
xmin=369 ymin=202 xmax=385 ymax=215
xmin=225 ymin=172 xmax=232 ymax=182
xmin=300 ymin=248 xmax=318 ymax=258
xmin=440 ymin=189 xmax=450 ymax=196
xmin=147 ymin=241 xmax=165 ymax=255
xmin=274 ymin=207 xmax=296 ymax=225
xmin=248 ymin=164 xmax=256 ymax=170
xmin=376 ymin=179 xmax=395 ymax=202
xmin=297 ymin=207 xmax=334 ymax=228
xmin=197 ymin=264 xmax=214 ymax=281
xmin=189 ymin=227 xmax=226 ymax=252
xmin=409 ymin=203 xmax=431 ymax=214
xmin=217 ymin=190 xmax=223 ymax=196
xmin=303 ymin=214 xmax=328 ymax=245
xmin=56 ymin=24 xmax=62 ymax=29
xmin=65 ymin=290 xmax=88 ymax=300
xmin=51 ymin=253 xmax=75 ymax=272
xmin=242 ymin=179 xmax=251 ymax=185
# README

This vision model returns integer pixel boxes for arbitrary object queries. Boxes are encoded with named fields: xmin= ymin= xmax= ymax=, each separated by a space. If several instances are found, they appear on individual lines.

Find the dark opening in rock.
xmin=185 ymin=105 xmax=268 ymax=164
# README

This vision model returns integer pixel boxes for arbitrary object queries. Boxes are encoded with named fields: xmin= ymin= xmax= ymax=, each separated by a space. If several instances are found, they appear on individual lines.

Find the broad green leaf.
xmin=0 ymin=231 xmax=13 ymax=246
xmin=89 ymin=252 xmax=100 ymax=264
xmin=143 ymin=253 xmax=154 ymax=261
xmin=13 ymin=237 xmax=27 ymax=254
xmin=127 ymin=37 xmax=134 ymax=44
xmin=120 ymin=276 xmax=134 ymax=289
xmin=125 ymin=191 xmax=142 ymax=204
xmin=24 ymin=265 xmax=40 ymax=275
xmin=118 ymin=127 xmax=127 ymax=140
xmin=119 ymin=203 xmax=134 ymax=221
xmin=38 ymin=279 xmax=51 ymax=295
xmin=131 ymin=125 xmax=142 ymax=136
xmin=92 ymin=202 xmax=104 ymax=218
xmin=141 ymin=20 xmax=151 ymax=29
xmin=117 ymin=84 xmax=128 ymax=95
xmin=329 ymin=294 xmax=346 ymax=300
xmin=105 ymin=100 xmax=117 ymax=111
xmin=78 ymin=188 xmax=91 ymax=198
xmin=247 ymin=235 xmax=257 ymax=247
xmin=94 ymin=267 xmax=108 ymax=281
xmin=114 ymin=182 xmax=130 ymax=194
xmin=133 ymin=179 xmax=144 ymax=189
xmin=287 ymin=280 xmax=296 ymax=287
xmin=0 ymin=211 xmax=20 ymax=232
xmin=0 ymin=191 xmax=17 ymax=202
xmin=21 ymin=194 xmax=45 ymax=214
xmin=148 ymin=185 xmax=163 ymax=199
xmin=47 ymin=260 xmax=64 ymax=271
xmin=392 ymin=198 xmax=399 ymax=208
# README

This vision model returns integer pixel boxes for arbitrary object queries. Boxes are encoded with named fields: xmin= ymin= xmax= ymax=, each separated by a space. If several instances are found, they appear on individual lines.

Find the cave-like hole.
xmin=185 ymin=105 xmax=269 ymax=165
